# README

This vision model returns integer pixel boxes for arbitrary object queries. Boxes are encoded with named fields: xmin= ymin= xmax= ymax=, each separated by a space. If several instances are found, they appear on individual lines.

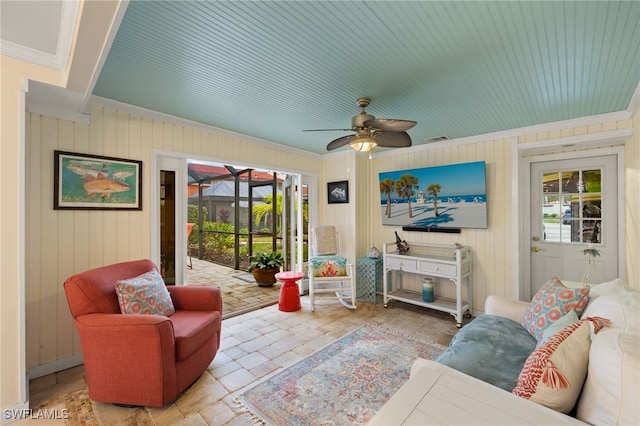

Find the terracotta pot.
xmin=252 ymin=268 xmax=279 ymax=286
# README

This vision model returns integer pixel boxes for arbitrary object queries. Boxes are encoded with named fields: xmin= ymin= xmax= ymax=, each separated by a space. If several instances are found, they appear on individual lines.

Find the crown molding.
xmin=90 ymin=96 xmax=324 ymax=160
xmin=373 ymin=109 xmax=634 ymax=159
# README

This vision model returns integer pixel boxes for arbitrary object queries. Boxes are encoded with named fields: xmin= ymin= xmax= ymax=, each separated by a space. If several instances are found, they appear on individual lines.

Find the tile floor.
xmin=22 ymin=260 xmax=469 ymax=425
xmin=187 ymin=258 xmax=282 ymax=319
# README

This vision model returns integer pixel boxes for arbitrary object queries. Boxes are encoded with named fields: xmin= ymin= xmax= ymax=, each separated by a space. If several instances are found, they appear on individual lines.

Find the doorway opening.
xmin=179 ymin=160 xmax=309 ymax=317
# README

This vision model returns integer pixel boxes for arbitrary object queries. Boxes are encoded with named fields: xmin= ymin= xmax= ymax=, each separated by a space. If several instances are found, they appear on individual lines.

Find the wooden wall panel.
xmin=25 ymin=106 xmax=323 ymax=373
xmin=367 ymin=138 xmax=513 ymax=313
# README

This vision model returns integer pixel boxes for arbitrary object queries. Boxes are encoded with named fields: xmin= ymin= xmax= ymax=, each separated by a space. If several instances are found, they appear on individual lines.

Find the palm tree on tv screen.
xmin=395 ymin=174 xmax=419 ymax=218
xmin=427 ymin=183 xmax=442 ymax=217
xmin=380 ymin=178 xmax=395 ymax=218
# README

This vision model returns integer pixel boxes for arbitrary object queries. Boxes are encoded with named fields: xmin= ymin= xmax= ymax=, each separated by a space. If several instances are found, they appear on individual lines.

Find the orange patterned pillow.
xmin=521 ymin=277 xmax=590 ymax=341
xmin=513 ymin=317 xmax=609 ymax=413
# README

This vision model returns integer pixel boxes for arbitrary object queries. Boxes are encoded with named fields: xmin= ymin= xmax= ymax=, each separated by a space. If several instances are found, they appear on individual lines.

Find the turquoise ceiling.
xmin=93 ymin=1 xmax=640 ymax=154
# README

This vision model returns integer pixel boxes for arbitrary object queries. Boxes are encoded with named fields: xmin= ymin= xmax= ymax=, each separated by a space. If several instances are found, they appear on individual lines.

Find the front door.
xmin=529 ymin=155 xmax=619 ymax=296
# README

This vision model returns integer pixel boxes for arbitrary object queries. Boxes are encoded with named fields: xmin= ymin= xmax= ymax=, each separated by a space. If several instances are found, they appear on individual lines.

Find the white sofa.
xmin=370 ymin=279 xmax=639 ymax=425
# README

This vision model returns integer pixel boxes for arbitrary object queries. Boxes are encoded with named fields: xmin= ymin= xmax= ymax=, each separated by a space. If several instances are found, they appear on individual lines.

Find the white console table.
xmin=383 ymin=241 xmax=472 ymax=327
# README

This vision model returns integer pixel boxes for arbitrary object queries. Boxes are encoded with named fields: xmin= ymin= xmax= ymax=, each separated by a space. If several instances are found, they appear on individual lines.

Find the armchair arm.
xmin=484 ymin=295 xmax=529 ymax=323
xmin=168 ymin=285 xmax=222 ymax=312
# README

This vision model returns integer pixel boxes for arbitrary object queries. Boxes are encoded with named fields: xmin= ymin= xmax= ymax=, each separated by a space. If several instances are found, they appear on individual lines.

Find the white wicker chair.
xmin=308 ymin=225 xmax=356 ymax=311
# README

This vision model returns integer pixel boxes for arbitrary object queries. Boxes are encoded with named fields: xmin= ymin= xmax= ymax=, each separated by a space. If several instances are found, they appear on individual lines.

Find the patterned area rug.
xmin=237 ymin=325 xmax=446 ymax=425
xmin=33 ymin=388 xmax=97 ymax=426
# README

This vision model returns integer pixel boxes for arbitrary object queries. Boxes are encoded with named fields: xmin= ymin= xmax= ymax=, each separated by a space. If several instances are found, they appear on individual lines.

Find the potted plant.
xmin=248 ymin=251 xmax=284 ymax=287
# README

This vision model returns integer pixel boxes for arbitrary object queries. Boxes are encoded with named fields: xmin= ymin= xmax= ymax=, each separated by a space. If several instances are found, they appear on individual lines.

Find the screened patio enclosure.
xmin=187 ymin=162 xmax=307 ymax=272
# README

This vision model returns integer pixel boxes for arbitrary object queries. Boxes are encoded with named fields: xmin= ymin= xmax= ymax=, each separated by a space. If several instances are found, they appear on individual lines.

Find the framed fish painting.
xmin=54 ymin=151 xmax=142 ymax=210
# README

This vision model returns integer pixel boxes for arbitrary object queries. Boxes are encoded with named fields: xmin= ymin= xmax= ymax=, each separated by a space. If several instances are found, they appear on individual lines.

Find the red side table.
xmin=275 ymin=271 xmax=304 ymax=312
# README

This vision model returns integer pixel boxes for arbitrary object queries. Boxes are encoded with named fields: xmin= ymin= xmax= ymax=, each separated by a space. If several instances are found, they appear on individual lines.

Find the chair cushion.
xmin=521 ymin=277 xmax=590 ymax=341
xmin=309 ymin=256 xmax=347 ymax=277
xmin=435 ymin=315 xmax=537 ymax=392
xmin=169 ymin=310 xmax=219 ymax=361
xmin=513 ymin=317 xmax=609 ymax=414
xmin=115 ymin=270 xmax=176 ymax=316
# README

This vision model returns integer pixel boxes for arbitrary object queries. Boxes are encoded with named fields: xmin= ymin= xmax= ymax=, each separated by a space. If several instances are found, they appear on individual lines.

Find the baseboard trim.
xmin=28 ymin=354 xmax=84 ymax=380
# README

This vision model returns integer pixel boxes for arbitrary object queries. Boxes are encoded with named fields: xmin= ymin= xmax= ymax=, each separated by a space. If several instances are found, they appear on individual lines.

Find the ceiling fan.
xmin=304 ymin=97 xmax=417 ymax=153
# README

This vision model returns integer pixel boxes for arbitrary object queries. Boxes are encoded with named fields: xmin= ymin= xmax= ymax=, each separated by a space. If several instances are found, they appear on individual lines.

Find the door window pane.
xmin=541 ymin=168 xmax=602 ymax=244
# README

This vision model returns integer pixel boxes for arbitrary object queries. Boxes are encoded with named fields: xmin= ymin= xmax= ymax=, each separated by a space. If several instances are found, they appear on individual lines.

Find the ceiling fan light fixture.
xmin=350 ymin=135 xmax=377 ymax=152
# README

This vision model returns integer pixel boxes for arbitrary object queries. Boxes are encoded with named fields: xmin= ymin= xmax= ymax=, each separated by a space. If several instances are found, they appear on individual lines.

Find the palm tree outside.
xmin=380 ymin=178 xmax=395 ymax=218
xmin=427 ymin=183 xmax=442 ymax=217
xmin=395 ymin=174 xmax=419 ymax=218
xmin=253 ymin=193 xmax=283 ymax=229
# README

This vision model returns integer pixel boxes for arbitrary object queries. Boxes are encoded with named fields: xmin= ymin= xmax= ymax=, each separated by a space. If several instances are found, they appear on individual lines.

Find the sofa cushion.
xmin=521 ymin=277 xmax=590 ymax=341
xmin=513 ymin=317 xmax=609 ymax=414
xmin=436 ymin=315 xmax=536 ymax=391
xmin=115 ymin=270 xmax=175 ymax=316
xmin=575 ymin=279 xmax=640 ymax=425
xmin=169 ymin=310 xmax=219 ymax=361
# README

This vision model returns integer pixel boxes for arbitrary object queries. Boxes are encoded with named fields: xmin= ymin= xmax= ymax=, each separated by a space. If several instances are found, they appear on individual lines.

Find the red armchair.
xmin=63 ymin=259 xmax=222 ymax=407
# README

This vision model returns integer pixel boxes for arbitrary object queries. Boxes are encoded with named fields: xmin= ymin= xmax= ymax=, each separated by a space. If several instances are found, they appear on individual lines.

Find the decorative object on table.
xmin=580 ymin=243 xmax=601 ymax=287
xmin=394 ymin=231 xmax=409 ymax=253
xmin=367 ymin=243 xmax=380 ymax=259
xmin=327 ymin=180 xmax=349 ymax=204
xmin=248 ymin=251 xmax=284 ymax=286
xmin=453 ymin=242 xmax=463 ymax=250
xmin=236 ymin=325 xmax=445 ymax=425
xmin=54 ymin=150 xmax=142 ymax=210
xmin=422 ymin=278 xmax=435 ymax=303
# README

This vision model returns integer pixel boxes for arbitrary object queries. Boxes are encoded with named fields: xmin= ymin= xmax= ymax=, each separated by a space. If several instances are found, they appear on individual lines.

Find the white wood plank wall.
xmin=25 ymin=104 xmax=636 ymax=374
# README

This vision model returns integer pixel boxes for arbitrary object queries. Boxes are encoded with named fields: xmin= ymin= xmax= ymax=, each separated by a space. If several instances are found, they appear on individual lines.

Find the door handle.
xmin=531 ymin=246 xmax=542 ymax=252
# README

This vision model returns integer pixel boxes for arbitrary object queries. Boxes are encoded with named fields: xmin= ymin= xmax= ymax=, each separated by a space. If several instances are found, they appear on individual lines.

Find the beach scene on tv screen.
xmin=379 ymin=161 xmax=487 ymax=229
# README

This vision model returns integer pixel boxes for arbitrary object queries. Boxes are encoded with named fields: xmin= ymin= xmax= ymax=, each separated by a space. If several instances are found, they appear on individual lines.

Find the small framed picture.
xmin=327 ymin=180 xmax=349 ymax=204
xmin=54 ymin=150 xmax=142 ymax=210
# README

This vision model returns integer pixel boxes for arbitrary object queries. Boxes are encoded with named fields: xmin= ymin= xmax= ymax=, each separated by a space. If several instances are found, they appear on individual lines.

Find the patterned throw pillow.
xmin=309 ymin=256 xmax=347 ymax=277
xmin=513 ymin=317 xmax=610 ymax=413
xmin=521 ymin=277 xmax=590 ymax=340
xmin=115 ymin=270 xmax=175 ymax=316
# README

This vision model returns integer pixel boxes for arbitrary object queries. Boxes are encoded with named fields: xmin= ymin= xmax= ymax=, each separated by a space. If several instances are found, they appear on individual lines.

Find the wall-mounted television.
xmin=378 ymin=161 xmax=487 ymax=230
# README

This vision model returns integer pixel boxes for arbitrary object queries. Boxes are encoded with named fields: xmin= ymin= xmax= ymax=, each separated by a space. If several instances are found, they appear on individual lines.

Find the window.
xmin=541 ymin=169 xmax=602 ymax=244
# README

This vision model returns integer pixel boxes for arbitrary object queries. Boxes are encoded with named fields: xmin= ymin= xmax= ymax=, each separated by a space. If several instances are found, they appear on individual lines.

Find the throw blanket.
xmin=436 ymin=315 xmax=537 ymax=391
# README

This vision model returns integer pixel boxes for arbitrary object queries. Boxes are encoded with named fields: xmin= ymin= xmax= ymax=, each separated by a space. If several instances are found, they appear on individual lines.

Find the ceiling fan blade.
xmin=303 ymin=128 xmax=352 ymax=132
xmin=364 ymin=118 xmax=417 ymax=132
xmin=373 ymin=131 xmax=412 ymax=148
xmin=327 ymin=135 xmax=357 ymax=151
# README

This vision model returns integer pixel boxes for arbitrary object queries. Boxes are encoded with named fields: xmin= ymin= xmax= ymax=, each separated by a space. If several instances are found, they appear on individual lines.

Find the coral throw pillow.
xmin=521 ymin=277 xmax=590 ymax=340
xmin=513 ymin=317 xmax=610 ymax=413
xmin=115 ymin=269 xmax=175 ymax=316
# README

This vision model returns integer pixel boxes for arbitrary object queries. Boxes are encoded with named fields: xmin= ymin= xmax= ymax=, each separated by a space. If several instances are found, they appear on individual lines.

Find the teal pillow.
xmin=536 ymin=310 xmax=579 ymax=348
